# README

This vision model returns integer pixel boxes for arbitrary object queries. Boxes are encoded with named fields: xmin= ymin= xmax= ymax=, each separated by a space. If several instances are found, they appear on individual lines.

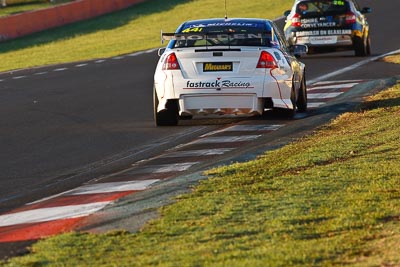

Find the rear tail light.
xmin=256 ymin=51 xmax=278 ymax=69
xmin=291 ymin=13 xmax=302 ymax=27
xmin=163 ymin=53 xmax=180 ymax=70
xmin=345 ymin=12 xmax=356 ymax=24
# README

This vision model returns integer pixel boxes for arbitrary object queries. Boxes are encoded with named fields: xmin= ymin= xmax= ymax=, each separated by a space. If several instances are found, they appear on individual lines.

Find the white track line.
xmin=75 ymin=63 xmax=88 ymax=67
xmin=53 ymin=68 xmax=68 ymax=72
xmin=34 ymin=71 xmax=48 ymax=75
xmin=309 ymin=48 xmax=400 ymax=84
xmin=12 ymin=76 xmax=26 ymax=79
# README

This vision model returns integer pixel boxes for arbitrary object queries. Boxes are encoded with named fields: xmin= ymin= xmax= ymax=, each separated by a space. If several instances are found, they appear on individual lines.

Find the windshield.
xmin=296 ymin=0 xmax=350 ymax=15
xmin=170 ymin=22 xmax=276 ymax=48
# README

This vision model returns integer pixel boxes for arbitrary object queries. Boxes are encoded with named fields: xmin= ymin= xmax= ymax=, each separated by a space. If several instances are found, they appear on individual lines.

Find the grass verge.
xmin=383 ymin=53 xmax=400 ymax=64
xmin=0 ymin=0 xmax=293 ymax=73
xmin=3 ymin=63 xmax=400 ymax=266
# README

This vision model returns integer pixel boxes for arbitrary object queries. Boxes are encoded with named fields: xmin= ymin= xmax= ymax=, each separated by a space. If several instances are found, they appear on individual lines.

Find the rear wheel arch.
xmin=153 ymin=86 xmax=179 ymax=126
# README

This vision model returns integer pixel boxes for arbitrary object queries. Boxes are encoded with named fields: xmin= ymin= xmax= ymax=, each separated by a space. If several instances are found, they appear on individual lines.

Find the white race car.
xmin=153 ymin=18 xmax=308 ymax=126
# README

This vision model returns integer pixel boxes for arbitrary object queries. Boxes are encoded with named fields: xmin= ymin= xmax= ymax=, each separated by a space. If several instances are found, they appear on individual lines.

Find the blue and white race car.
xmin=153 ymin=18 xmax=308 ymax=126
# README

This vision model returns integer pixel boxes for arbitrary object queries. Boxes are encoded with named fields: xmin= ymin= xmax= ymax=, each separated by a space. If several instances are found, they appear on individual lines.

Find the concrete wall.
xmin=0 ymin=0 xmax=147 ymax=42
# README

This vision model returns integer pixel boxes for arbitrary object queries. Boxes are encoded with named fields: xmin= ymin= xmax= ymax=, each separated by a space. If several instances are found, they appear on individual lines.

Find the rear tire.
xmin=366 ymin=35 xmax=371 ymax=56
xmin=296 ymin=76 xmax=307 ymax=113
xmin=153 ymin=87 xmax=179 ymax=126
xmin=354 ymin=35 xmax=368 ymax=57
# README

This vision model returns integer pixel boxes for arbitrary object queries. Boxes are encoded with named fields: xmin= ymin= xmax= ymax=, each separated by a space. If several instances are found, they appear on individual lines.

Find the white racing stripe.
xmin=312 ymin=80 xmax=363 ymax=85
xmin=135 ymin=162 xmax=199 ymax=173
xmin=28 ymin=180 xmax=159 ymax=205
xmin=0 ymin=202 xmax=109 ymax=227
xmin=307 ymin=102 xmax=326 ymax=108
xmin=201 ymin=125 xmax=284 ymax=137
xmin=309 ymin=82 xmax=359 ymax=90
xmin=192 ymin=135 xmax=261 ymax=144
xmin=68 ymin=179 xmax=160 ymax=195
xmin=225 ymin=124 xmax=284 ymax=131
xmin=308 ymin=92 xmax=343 ymax=99
xmin=161 ymin=148 xmax=234 ymax=158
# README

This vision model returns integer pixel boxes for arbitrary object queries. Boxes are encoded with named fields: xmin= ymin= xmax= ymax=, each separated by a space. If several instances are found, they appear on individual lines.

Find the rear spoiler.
xmin=161 ymin=30 xmax=275 ymax=44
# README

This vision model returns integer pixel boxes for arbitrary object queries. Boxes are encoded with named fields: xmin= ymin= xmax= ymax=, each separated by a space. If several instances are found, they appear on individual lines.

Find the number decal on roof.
xmin=333 ymin=0 xmax=345 ymax=5
xmin=182 ymin=27 xmax=203 ymax=33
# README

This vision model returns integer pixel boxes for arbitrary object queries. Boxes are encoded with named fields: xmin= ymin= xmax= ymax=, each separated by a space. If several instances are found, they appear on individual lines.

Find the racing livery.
xmin=284 ymin=0 xmax=372 ymax=56
xmin=153 ymin=18 xmax=308 ymax=126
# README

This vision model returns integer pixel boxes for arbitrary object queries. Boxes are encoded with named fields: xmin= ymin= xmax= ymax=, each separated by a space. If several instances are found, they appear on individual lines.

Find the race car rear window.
xmin=296 ymin=0 xmax=350 ymax=15
xmin=173 ymin=23 xmax=275 ymax=48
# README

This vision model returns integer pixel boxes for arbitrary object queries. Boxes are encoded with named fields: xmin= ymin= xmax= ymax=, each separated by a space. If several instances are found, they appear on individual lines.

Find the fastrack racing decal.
xmin=185 ymin=79 xmax=252 ymax=89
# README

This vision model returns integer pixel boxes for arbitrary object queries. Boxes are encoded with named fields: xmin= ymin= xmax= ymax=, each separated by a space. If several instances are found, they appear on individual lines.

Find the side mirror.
xmin=291 ymin=45 xmax=308 ymax=56
xmin=361 ymin=7 xmax=372 ymax=14
xmin=158 ymin=48 xmax=166 ymax=56
xmin=284 ymin=10 xmax=291 ymax=17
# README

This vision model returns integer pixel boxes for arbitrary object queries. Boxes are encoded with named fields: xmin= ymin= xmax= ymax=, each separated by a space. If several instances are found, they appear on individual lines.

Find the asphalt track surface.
xmin=0 ymin=0 xmax=399 ymax=260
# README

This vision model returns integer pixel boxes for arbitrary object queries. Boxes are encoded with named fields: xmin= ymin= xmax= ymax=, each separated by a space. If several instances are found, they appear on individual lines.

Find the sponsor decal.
xmin=301 ymin=22 xmax=337 ymax=28
xmin=203 ymin=62 xmax=233 ymax=72
xmin=186 ymin=22 xmax=262 ymax=28
xmin=185 ymin=78 xmax=252 ymax=89
xmin=163 ymin=33 xmax=267 ymax=41
xmin=296 ymin=29 xmax=352 ymax=37
xmin=300 ymin=17 xmax=336 ymax=28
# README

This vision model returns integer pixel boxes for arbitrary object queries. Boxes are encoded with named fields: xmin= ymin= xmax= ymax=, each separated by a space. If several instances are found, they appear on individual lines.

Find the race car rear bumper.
xmin=177 ymin=94 xmax=292 ymax=116
xmin=294 ymin=34 xmax=353 ymax=47
xmin=179 ymin=94 xmax=263 ymax=116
